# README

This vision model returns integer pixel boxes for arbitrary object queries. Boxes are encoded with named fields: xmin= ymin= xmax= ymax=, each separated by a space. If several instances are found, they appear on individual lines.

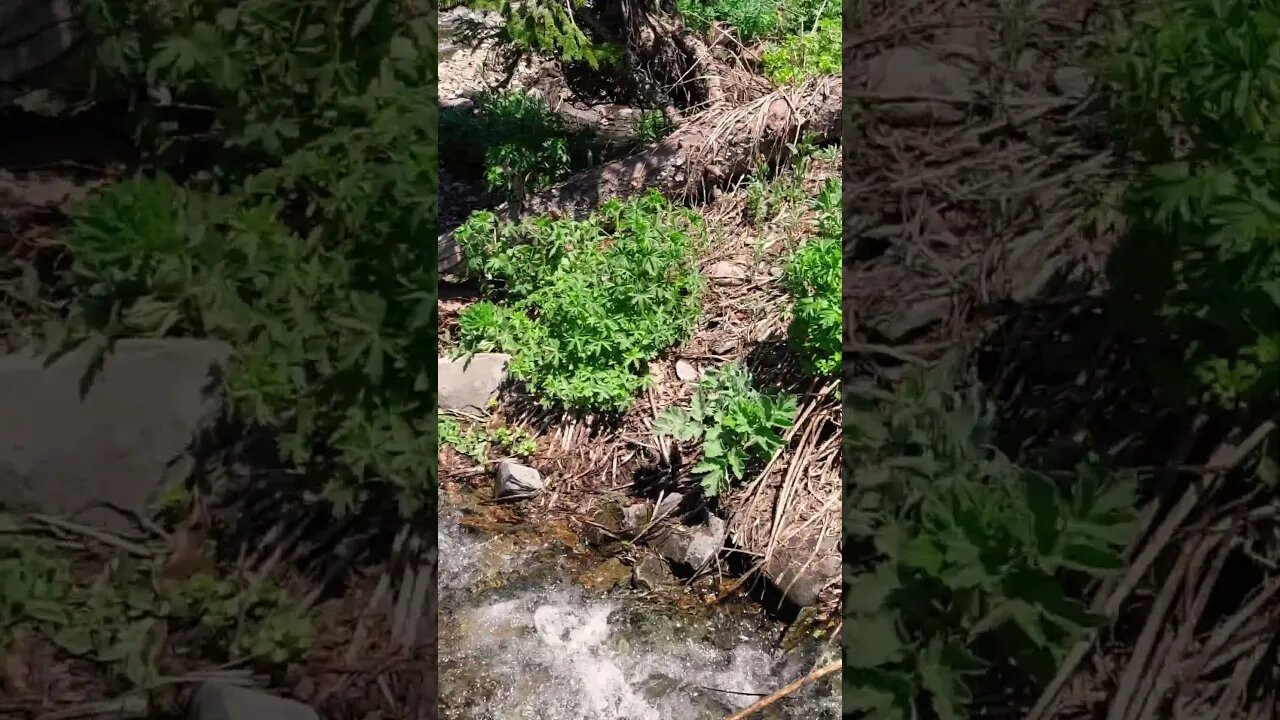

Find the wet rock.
xmin=493 ymin=460 xmax=543 ymax=498
xmin=1052 ymin=66 xmax=1092 ymax=100
xmin=674 ymin=360 xmax=700 ymax=382
xmin=707 ymin=260 xmax=747 ymax=284
xmin=580 ymin=557 xmax=631 ymax=592
xmin=189 ymin=683 xmax=319 ymax=720
xmin=0 ymin=339 xmax=230 ymax=531
xmin=439 ymin=353 xmax=509 ymax=413
xmin=657 ymin=515 xmax=726 ymax=571
xmin=763 ymin=531 xmax=842 ymax=608
xmin=632 ymin=555 xmax=676 ymax=591
xmin=586 ymin=502 xmax=624 ymax=544
xmin=654 ymin=493 xmax=683 ymax=519
xmin=865 ymin=47 xmax=974 ymax=125
xmin=620 ymin=503 xmax=653 ymax=534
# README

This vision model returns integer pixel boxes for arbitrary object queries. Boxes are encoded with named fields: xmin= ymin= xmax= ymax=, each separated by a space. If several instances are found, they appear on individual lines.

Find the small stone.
xmin=674 ymin=360 xmax=699 ymax=382
xmin=1051 ymin=66 xmax=1091 ymax=100
xmin=707 ymin=261 xmax=747 ymax=284
xmin=439 ymin=353 xmax=510 ymax=413
xmin=493 ymin=460 xmax=544 ymax=498
xmin=620 ymin=503 xmax=653 ymax=535
xmin=632 ymin=555 xmax=676 ymax=591
xmin=657 ymin=515 xmax=726 ymax=570
xmin=189 ymin=683 xmax=319 ymax=720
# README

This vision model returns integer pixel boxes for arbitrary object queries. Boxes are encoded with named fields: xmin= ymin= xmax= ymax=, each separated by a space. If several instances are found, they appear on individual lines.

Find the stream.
xmin=437 ymin=499 xmax=841 ymax=720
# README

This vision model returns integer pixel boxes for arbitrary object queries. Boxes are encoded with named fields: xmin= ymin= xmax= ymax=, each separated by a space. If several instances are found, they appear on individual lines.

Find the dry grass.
xmin=843 ymin=0 xmax=1280 ymax=717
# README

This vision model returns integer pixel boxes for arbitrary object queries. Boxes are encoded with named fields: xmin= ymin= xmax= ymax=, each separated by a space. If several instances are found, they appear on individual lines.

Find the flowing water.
xmin=437 ymin=501 xmax=841 ymax=720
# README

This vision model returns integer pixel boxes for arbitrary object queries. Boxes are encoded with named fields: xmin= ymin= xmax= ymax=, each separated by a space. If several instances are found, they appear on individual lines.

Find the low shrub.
xmin=455 ymin=191 xmax=704 ymax=411
xmin=761 ymin=16 xmax=840 ymax=84
xmin=655 ymin=362 xmax=796 ymax=497
xmin=1104 ymin=0 xmax=1280 ymax=407
xmin=783 ymin=178 xmax=841 ymax=376
xmin=440 ymin=91 xmax=588 ymax=202
xmin=44 ymin=18 xmax=439 ymax=518
xmin=843 ymin=364 xmax=1138 ymax=719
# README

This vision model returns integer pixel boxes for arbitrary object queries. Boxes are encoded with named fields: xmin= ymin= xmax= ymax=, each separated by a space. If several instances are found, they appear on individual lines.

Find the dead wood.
xmin=439 ymin=77 xmax=840 ymax=276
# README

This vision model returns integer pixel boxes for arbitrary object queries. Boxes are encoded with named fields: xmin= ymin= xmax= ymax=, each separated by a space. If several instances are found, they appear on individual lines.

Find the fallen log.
xmin=439 ymin=76 xmax=840 ymax=276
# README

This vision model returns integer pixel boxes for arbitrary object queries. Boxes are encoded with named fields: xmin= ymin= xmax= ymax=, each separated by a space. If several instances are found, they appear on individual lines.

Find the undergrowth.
xmin=843 ymin=364 xmax=1138 ymax=719
xmin=762 ymin=16 xmax=841 ymax=84
xmin=45 ymin=3 xmax=439 ymax=519
xmin=1104 ymin=0 xmax=1280 ymax=408
xmin=784 ymin=178 xmax=841 ymax=376
xmin=1 ymin=519 xmax=309 ymax=688
xmin=655 ymin=362 xmax=796 ymax=497
xmin=455 ymin=191 xmax=704 ymax=411
xmin=439 ymin=415 xmax=538 ymax=465
xmin=440 ymin=90 xmax=589 ymax=203
xmin=675 ymin=0 xmax=838 ymax=41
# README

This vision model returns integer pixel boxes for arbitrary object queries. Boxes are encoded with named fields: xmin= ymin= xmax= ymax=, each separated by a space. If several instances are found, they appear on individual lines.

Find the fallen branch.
xmin=722 ymin=660 xmax=841 ymax=720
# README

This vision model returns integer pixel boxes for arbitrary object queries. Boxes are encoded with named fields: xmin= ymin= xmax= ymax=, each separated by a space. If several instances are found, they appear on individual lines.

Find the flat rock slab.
xmin=439 ymin=353 xmax=510 ymax=413
xmin=190 ymin=683 xmax=319 ymax=720
xmin=0 ymin=338 xmax=231 ymax=530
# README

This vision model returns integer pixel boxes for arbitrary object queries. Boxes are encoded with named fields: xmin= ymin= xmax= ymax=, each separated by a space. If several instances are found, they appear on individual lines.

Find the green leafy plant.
xmin=170 ymin=573 xmax=313 ymax=664
xmin=83 ymin=0 xmax=413 ymax=181
xmin=50 ymin=562 xmax=166 ymax=687
xmin=455 ymin=191 xmax=704 ymax=411
xmin=439 ymin=415 xmax=538 ymax=465
xmin=44 ymin=16 xmax=439 ymax=518
xmin=441 ymin=91 xmax=585 ymax=203
xmin=783 ymin=178 xmax=841 ymax=376
xmin=842 ymin=363 xmax=1138 ymax=719
xmin=654 ymin=362 xmax=797 ymax=496
xmin=0 ymin=531 xmax=73 ymax=633
xmin=494 ymin=0 xmax=619 ymax=68
xmin=676 ymin=0 xmax=780 ymax=40
xmin=761 ymin=16 xmax=840 ymax=84
xmin=636 ymin=109 xmax=674 ymax=145
xmin=1104 ymin=0 xmax=1280 ymax=408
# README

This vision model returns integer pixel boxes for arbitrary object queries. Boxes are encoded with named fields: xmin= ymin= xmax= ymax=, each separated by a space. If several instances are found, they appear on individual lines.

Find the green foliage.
xmin=676 ymin=0 xmax=780 ymax=40
xmin=636 ymin=109 xmax=675 ymax=145
xmin=439 ymin=415 xmax=538 ymax=465
xmin=455 ymin=192 xmax=704 ymax=411
xmin=676 ymin=0 xmax=837 ymax=41
xmin=762 ymin=17 xmax=841 ymax=84
xmin=470 ymin=0 xmax=618 ymax=67
xmin=45 ymin=14 xmax=438 ymax=518
xmin=843 ymin=364 xmax=1138 ymax=719
xmin=441 ymin=91 xmax=585 ymax=202
xmin=1103 ymin=0 xmax=1280 ymax=407
xmin=654 ymin=362 xmax=797 ymax=496
xmin=784 ymin=179 xmax=841 ymax=376
xmin=83 ymin=0 xmax=413 ymax=180
xmin=1 ymin=526 xmax=310 ymax=686
xmin=0 ymin=530 xmax=73 ymax=632
xmin=170 ymin=573 xmax=313 ymax=663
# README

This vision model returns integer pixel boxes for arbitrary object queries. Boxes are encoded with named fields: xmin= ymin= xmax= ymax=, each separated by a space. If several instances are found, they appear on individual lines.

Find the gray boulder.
xmin=439 ymin=353 xmax=510 ymax=413
xmin=0 ymin=339 xmax=231 ymax=530
xmin=189 ymin=684 xmax=319 ymax=720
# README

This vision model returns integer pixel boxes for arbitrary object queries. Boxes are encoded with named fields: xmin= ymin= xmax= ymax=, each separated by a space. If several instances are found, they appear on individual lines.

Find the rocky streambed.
xmin=437 ymin=486 xmax=841 ymax=720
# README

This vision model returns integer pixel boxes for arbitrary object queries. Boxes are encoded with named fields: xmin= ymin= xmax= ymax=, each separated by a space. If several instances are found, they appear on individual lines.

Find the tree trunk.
xmin=439 ymin=77 xmax=840 ymax=276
